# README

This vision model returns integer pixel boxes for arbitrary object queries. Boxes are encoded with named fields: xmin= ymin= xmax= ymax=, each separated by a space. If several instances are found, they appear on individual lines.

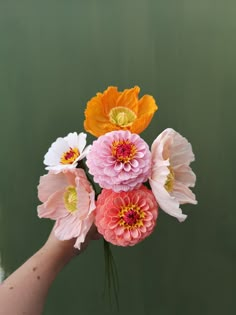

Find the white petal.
xmin=65 ymin=132 xmax=80 ymax=148
xmin=172 ymin=181 xmax=197 ymax=205
xmin=45 ymin=164 xmax=76 ymax=172
xmin=80 ymin=144 xmax=91 ymax=157
xmin=44 ymin=138 xmax=69 ymax=165
xmin=149 ymin=178 xmax=187 ymax=222
xmin=77 ymin=132 xmax=87 ymax=152
xmin=150 ymin=164 xmax=170 ymax=187
xmin=43 ymin=132 xmax=90 ymax=169
xmin=173 ymin=164 xmax=196 ymax=187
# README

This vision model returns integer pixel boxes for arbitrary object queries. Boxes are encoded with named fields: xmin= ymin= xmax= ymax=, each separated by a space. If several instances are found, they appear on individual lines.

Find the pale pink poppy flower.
xmin=86 ymin=130 xmax=151 ymax=192
xmin=149 ymin=128 xmax=197 ymax=222
xmin=44 ymin=132 xmax=91 ymax=172
xmin=95 ymin=186 xmax=158 ymax=246
xmin=37 ymin=168 xmax=96 ymax=249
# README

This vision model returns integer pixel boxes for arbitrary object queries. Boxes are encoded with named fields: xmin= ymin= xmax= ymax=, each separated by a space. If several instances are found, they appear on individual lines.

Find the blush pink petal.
xmin=37 ymin=189 xmax=68 ymax=220
xmin=37 ymin=168 xmax=96 ymax=248
xmin=38 ymin=172 xmax=68 ymax=203
xmin=74 ymin=216 xmax=95 ymax=249
xmin=55 ymin=214 xmax=82 ymax=240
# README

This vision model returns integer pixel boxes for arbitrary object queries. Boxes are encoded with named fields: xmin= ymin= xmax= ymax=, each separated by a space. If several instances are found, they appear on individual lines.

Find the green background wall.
xmin=0 ymin=1 xmax=235 ymax=314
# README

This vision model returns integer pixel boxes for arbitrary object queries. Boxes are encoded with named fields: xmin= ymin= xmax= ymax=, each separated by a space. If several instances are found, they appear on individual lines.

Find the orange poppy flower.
xmin=84 ymin=86 xmax=158 ymax=137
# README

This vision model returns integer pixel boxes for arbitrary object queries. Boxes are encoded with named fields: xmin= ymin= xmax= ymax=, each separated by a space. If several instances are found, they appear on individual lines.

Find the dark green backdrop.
xmin=0 ymin=1 xmax=235 ymax=314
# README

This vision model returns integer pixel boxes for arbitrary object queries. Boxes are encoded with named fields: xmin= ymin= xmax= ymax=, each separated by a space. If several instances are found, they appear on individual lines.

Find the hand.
xmin=44 ymin=224 xmax=101 ymax=263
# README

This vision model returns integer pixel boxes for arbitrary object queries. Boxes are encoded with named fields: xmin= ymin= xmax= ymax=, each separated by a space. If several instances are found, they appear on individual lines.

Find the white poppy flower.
xmin=44 ymin=132 xmax=91 ymax=172
xmin=149 ymin=128 xmax=197 ymax=222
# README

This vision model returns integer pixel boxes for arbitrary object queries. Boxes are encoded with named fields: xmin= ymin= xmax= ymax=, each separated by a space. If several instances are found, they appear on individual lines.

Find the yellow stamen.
xmin=64 ymin=186 xmax=78 ymax=213
xmin=165 ymin=167 xmax=175 ymax=192
xmin=109 ymin=107 xmax=137 ymax=128
xmin=60 ymin=147 xmax=80 ymax=165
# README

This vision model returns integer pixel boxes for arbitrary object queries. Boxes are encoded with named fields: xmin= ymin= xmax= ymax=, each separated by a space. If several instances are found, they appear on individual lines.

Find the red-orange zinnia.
xmin=84 ymin=86 xmax=158 ymax=137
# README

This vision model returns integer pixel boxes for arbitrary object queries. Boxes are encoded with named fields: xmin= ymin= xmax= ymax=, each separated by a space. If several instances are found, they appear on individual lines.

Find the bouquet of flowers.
xmin=37 ymin=86 xmax=197 ymax=302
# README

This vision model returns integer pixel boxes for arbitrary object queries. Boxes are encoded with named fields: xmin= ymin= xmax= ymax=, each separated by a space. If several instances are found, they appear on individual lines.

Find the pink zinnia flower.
xmin=86 ymin=130 xmax=151 ymax=192
xmin=95 ymin=186 xmax=158 ymax=246
xmin=149 ymin=128 xmax=197 ymax=222
xmin=37 ymin=168 xmax=96 ymax=249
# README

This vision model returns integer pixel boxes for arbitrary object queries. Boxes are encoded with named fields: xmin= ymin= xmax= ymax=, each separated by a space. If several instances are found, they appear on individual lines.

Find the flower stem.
xmin=103 ymin=239 xmax=119 ymax=311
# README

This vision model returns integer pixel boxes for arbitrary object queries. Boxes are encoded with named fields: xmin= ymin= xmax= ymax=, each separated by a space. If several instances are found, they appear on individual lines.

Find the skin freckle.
xmin=32 ymin=267 xmax=37 ymax=272
xmin=37 ymin=276 xmax=40 ymax=280
xmin=9 ymin=286 xmax=14 ymax=290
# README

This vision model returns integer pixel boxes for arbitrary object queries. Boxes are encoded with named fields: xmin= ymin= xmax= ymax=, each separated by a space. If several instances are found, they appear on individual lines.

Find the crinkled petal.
xmin=149 ymin=179 xmax=187 ymax=222
xmin=150 ymin=128 xmax=197 ymax=222
xmin=37 ymin=189 xmax=68 ymax=220
xmin=38 ymin=172 xmax=68 ymax=203
xmin=54 ymin=214 xmax=81 ymax=240
xmin=74 ymin=215 xmax=95 ymax=249
xmin=174 ymin=164 xmax=196 ymax=187
xmin=172 ymin=181 xmax=198 ymax=205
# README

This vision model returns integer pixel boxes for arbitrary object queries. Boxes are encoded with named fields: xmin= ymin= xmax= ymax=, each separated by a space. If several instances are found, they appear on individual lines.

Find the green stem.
xmin=103 ymin=239 xmax=120 ymax=311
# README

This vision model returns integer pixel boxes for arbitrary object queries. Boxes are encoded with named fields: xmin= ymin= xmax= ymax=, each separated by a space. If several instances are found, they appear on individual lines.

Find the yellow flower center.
xmin=64 ymin=186 xmax=78 ymax=213
xmin=119 ymin=204 xmax=145 ymax=230
xmin=111 ymin=140 xmax=137 ymax=163
xmin=60 ymin=147 xmax=80 ymax=165
xmin=165 ymin=167 xmax=175 ymax=192
xmin=109 ymin=107 xmax=137 ymax=128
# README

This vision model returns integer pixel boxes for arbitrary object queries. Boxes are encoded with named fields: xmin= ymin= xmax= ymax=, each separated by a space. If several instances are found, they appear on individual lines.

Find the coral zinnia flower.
xmin=84 ymin=86 xmax=158 ymax=137
xmin=44 ymin=132 xmax=91 ymax=172
xmin=37 ymin=168 xmax=96 ymax=249
xmin=149 ymin=128 xmax=197 ymax=222
xmin=95 ymin=186 xmax=158 ymax=246
xmin=86 ymin=130 xmax=151 ymax=192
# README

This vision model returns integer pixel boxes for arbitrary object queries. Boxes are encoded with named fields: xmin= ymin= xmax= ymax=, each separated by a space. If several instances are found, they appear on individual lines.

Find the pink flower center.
xmin=60 ymin=147 xmax=80 ymax=165
xmin=111 ymin=140 xmax=137 ymax=163
xmin=119 ymin=204 xmax=145 ymax=229
xmin=123 ymin=209 xmax=139 ymax=225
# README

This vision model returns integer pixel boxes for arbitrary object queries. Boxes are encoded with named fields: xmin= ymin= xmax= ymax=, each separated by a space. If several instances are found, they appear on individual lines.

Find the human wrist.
xmin=41 ymin=238 xmax=78 ymax=272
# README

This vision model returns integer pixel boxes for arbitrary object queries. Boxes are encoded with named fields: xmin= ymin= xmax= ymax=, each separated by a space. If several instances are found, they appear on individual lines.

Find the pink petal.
xmin=37 ymin=189 xmax=68 ymax=220
xmin=131 ymin=229 xmax=139 ymax=238
xmin=124 ymin=230 xmax=131 ymax=241
xmin=124 ymin=163 xmax=131 ymax=172
xmin=114 ymin=162 xmax=123 ymax=171
xmin=38 ymin=172 xmax=68 ymax=203
xmin=115 ymin=225 xmax=125 ymax=236
xmin=74 ymin=216 xmax=95 ymax=249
